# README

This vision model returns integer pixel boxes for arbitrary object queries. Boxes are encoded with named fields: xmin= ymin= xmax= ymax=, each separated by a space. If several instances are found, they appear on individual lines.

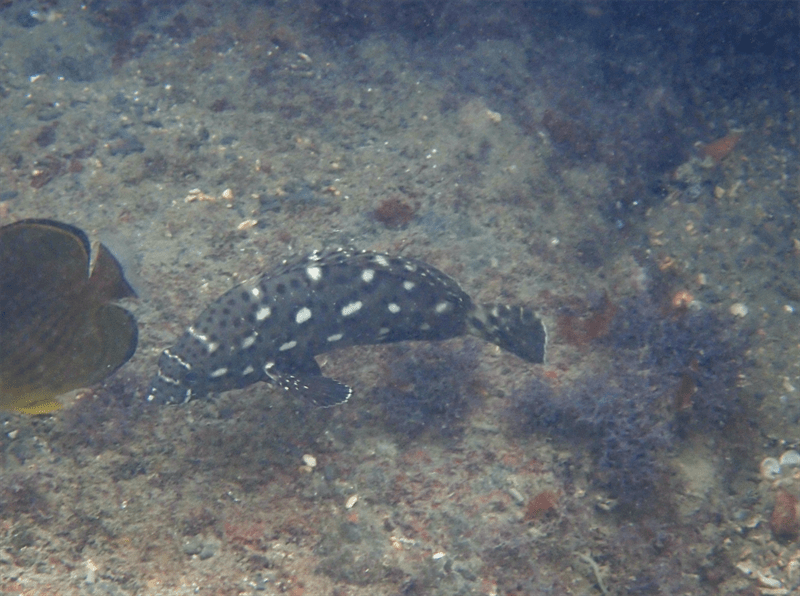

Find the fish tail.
xmin=466 ymin=303 xmax=547 ymax=364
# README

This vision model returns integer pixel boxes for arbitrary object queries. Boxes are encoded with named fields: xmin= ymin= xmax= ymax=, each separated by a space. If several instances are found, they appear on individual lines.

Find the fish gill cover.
xmin=0 ymin=219 xmax=138 ymax=414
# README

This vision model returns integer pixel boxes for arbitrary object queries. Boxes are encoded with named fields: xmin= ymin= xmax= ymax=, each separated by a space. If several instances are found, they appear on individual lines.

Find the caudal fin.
xmin=466 ymin=303 xmax=547 ymax=364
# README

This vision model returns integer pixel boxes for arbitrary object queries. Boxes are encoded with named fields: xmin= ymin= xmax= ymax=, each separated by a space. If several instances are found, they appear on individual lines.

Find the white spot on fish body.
xmin=403 ymin=280 xmax=415 ymax=291
xmin=242 ymin=365 xmax=255 ymax=376
xmin=388 ymin=303 xmax=401 ymax=313
xmin=165 ymin=349 xmax=191 ymax=370
xmin=374 ymin=255 xmax=390 ymax=267
xmin=435 ymin=302 xmax=449 ymax=314
xmin=279 ymin=340 xmax=297 ymax=351
xmin=256 ymin=305 xmax=271 ymax=321
xmin=306 ymin=266 xmax=322 ymax=281
xmin=378 ymin=327 xmax=390 ymax=335
xmin=207 ymin=342 xmax=219 ymax=354
xmin=327 ymin=333 xmax=344 ymax=342
xmin=361 ymin=269 xmax=375 ymax=283
xmin=251 ymin=287 xmax=261 ymax=298
xmin=404 ymin=262 xmax=416 ymax=272
xmin=263 ymin=361 xmax=276 ymax=380
xmin=188 ymin=326 xmax=209 ymax=343
xmin=242 ymin=334 xmax=257 ymax=349
xmin=157 ymin=371 xmax=182 ymax=385
xmin=296 ymin=307 xmax=312 ymax=324
xmin=341 ymin=301 xmax=363 ymax=316
xmin=420 ymin=323 xmax=431 ymax=331
xmin=210 ymin=367 xmax=228 ymax=378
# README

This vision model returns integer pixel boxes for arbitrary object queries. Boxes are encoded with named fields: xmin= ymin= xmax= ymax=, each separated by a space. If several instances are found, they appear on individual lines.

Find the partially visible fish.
xmin=148 ymin=248 xmax=546 ymax=406
xmin=0 ymin=219 xmax=138 ymax=414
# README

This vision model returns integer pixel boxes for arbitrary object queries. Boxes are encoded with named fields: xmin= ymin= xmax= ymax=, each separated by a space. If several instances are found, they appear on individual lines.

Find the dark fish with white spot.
xmin=147 ymin=248 xmax=546 ymax=406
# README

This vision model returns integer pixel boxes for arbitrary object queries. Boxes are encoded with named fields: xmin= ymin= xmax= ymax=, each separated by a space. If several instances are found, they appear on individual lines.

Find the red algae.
xmin=523 ymin=491 xmax=558 ymax=522
xmin=700 ymin=132 xmax=742 ymax=164
xmin=770 ymin=489 xmax=800 ymax=540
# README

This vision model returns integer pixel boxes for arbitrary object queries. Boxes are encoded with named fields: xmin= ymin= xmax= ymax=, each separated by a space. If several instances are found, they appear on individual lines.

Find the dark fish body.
xmin=148 ymin=248 xmax=546 ymax=406
xmin=0 ymin=219 xmax=137 ymax=414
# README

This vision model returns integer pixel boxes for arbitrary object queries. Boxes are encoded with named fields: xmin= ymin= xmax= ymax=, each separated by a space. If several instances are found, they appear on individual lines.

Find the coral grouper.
xmin=148 ymin=248 xmax=546 ymax=406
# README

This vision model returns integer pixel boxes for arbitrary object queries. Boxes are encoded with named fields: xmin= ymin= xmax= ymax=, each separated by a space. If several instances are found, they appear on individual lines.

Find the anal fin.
xmin=278 ymin=373 xmax=353 ymax=407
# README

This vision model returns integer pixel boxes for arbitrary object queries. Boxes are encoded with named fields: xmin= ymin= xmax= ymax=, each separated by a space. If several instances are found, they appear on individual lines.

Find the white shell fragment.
xmin=729 ymin=302 xmax=748 ymax=317
xmin=302 ymin=454 xmax=317 ymax=468
xmin=345 ymin=494 xmax=358 ymax=509
xmin=760 ymin=457 xmax=781 ymax=480
xmin=756 ymin=572 xmax=782 ymax=589
xmin=780 ymin=450 xmax=800 ymax=468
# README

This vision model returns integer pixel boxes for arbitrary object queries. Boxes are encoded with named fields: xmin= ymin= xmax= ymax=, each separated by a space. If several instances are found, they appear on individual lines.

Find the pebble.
xmin=757 ymin=572 xmax=782 ymax=589
xmin=729 ymin=302 xmax=748 ymax=317
xmin=182 ymin=535 xmax=220 ymax=560
xmin=780 ymin=450 xmax=800 ymax=468
xmin=760 ymin=451 xmax=800 ymax=481
xmin=761 ymin=457 xmax=782 ymax=480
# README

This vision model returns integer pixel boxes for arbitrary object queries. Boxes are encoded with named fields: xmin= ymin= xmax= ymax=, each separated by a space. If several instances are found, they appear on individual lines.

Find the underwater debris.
xmin=512 ymin=293 xmax=750 ymax=509
xmin=0 ymin=219 xmax=138 ymax=414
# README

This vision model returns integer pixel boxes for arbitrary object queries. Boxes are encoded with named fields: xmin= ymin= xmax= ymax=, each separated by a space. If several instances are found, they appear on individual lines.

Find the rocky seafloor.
xmin=0 ymin=1 xmax=798 ymax=594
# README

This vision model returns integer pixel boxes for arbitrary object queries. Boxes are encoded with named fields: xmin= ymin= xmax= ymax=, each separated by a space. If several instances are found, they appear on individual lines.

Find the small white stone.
xmin=757 ymin=572 xmax=782 ymax=589
xmin=760 ymin=457 xmax=781 ymax=480
xmin=345 ymin=494 xmax=358 ymax=509
xmin=85 ymin=559 xmax=98 ymax=584
xmin=729 ymin=302 xmax=748 ymax=317
xmin=302 ymin=453 xmax=317 ymax=468
xmin=486 ymin=109 xmax=501 ymax=123
xmin=780 ymin=450 xmax=800 ymax=468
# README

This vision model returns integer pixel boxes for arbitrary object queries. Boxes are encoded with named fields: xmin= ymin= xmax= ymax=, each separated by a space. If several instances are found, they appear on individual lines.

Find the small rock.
xmin=729 ymin=302 xmax=748 ymax=317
